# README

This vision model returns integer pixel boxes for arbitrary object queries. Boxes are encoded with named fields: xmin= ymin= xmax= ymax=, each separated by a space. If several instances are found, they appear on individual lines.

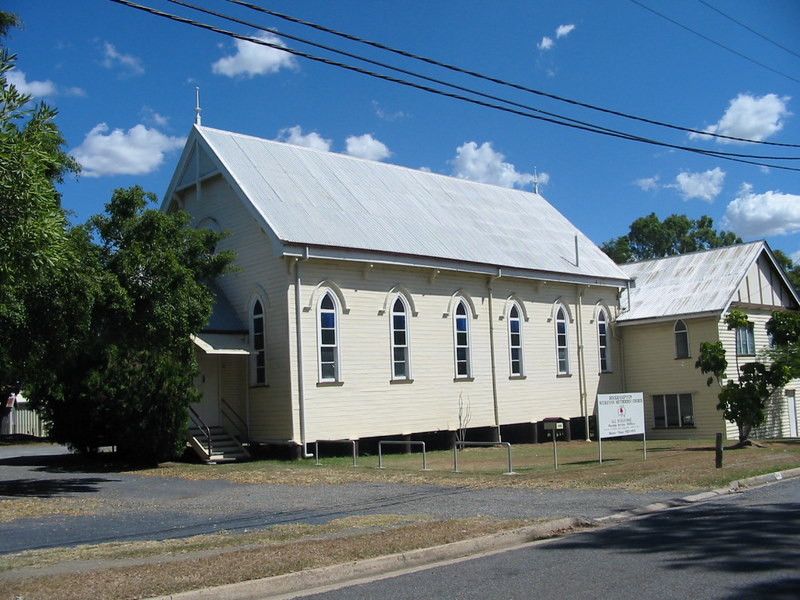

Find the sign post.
xmin=596 ymin=392 xmax=646 ymax=463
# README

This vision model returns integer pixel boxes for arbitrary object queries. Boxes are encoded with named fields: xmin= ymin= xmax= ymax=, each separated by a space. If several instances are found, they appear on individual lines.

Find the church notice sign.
xmin=596 ymin=392 xmax=646 ymax=462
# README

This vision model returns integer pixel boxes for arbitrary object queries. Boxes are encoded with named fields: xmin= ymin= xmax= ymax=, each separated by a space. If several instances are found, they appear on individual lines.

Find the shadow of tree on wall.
xmin=549 ymin=497 xmax=800 ymax=577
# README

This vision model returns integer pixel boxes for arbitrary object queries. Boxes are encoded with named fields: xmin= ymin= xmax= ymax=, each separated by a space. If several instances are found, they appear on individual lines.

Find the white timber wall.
xmin=287 ymin=259 xmax=621 ymax=444
xmin=177 ymin=175 xmax=294 ymax=442
xmin=622 ymin=316 xmax=725 ymax=440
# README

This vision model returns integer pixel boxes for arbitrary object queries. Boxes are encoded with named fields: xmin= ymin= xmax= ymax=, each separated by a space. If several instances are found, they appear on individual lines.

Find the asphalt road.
xmin=0 ymin=443 xmax=689 ymax=554
xmin=293 ymin=477 xmax=800 ymax=600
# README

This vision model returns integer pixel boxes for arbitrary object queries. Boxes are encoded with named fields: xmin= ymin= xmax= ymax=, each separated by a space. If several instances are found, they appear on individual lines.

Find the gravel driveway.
xmin=0 ymin=443 xmax=689 ymax=555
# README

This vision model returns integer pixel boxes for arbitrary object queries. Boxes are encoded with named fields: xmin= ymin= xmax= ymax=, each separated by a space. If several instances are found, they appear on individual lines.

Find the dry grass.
xmin=1 ymin=517 xmax=532 ymax=600
xmin=139 ymin=438 xmax=800 ymax=492
xmin=0 ymin=497 xmax=104 ymax=522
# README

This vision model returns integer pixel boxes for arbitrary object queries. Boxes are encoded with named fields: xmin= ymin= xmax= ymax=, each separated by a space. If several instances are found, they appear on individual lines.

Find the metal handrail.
xmin=188 ymin=406 xmax=213 ymax=457
xmin=377 ymin=440 xmax=429 ymax=471
xmin=220 ymin=398 xmax=248 ymax=441
xmin=453 ymin=441 xmax=516 ymax=475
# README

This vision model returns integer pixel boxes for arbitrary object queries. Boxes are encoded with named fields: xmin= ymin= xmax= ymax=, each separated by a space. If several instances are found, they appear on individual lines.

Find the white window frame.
xmin=318 ymin=291 xmax=341 ymax=382
xmin=453 ymin=299 xmax=472 ymax=379
xmin=736 ymin=325 xmax=756 ymax=356
xmin=390 ymin=295 xmax=411 ymax=381
xmin=555 ymin=305 xmax=570 ymax=375
xmin=597 ymin=307 xmax=611 ymax=373
xmin=251 ymin=298 xmax=266 ymax=386
xmin=674 ymin=319 xmax=690 ymax=359
xmin=653 ymin=393 xmax=694 ymax=428
xmin=508 ymin=302 xmax=524 ymax=377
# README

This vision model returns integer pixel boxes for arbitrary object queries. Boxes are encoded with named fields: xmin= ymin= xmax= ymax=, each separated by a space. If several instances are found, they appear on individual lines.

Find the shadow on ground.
xmin=0 ymin=477 xmax=117 ymax=497
xmin=549 ymin=499 xmax=800 ymax=576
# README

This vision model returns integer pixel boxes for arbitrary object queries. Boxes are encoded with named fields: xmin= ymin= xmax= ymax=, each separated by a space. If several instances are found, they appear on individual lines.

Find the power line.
xmin=164 ymin=0 xmax=798 ymax=163
xmin=697 ymin=0 xmax=800 ymax=61
xmin=628 ymin=0 xmax=800 ymax=85
xmin=106 ymin=0 xmax=800 ymax=172
xmin=225 ymin=0 xmax=800 ymax=149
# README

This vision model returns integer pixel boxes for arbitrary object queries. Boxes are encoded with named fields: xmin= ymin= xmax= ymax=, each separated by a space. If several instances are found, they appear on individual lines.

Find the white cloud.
xmin=7 ymin=69 xmax=56 ymax=97
xmin=450 ymin=141 xmax=547 ymax=190
xmin=276 ymin=125 xmax=332 ymax=151
xmin=6 ymin=69 xmax=84 ymax=98
xmin=344 ymin=134 xmax=391 ymax=161
xmin=141 ymin=106 xmax=170 ymax=128
xmin=102 ymin=42 xmax=144 ymax=76
xmin=372 ymin=100 xmax=407 ymax=121
xmin=556 ymin=24 xmax=576 ymax=38
xmin=72 ymin=123 xmax=185 ymax=177
xmin=691 ymin=93 xmax=791 ymax=143
xmin=537 ymin=36 xmax=554 ymax=51
xmin=636 ymin=176 xmax=660 ymax=192
xmin=538 ymin=24 xmax=575 ymax=51
xmin=673 ymin=167 xmax=725 ymax=202
xmin=212 ymin=32 xmax=297 ymax=78
xmin=723 ymin=183 xmax=800 ymax=238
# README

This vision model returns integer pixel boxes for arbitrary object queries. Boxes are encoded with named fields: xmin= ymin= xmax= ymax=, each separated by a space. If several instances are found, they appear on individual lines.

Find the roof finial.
xmin=194 ymin=87 xmax=202 ymax=126
xmin=533 ymin=167 xmax=539 ymax=194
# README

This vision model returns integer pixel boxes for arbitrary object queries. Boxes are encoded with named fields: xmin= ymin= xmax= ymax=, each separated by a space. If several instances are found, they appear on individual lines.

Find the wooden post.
xmin=715 ymin=433 xmax=723 ymax=468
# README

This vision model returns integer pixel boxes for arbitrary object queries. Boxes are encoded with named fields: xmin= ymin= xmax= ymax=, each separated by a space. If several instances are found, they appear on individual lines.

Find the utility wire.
xmin=629 ymin=0 xmax=800 ymax=85
xmin=697 ymin=0 xmax=800 ymax=61
xmin=106 ymin=0 xmax=800 ymax=172
xmin=225 ymin=0 xmax=800 ymax=149
xmin=165 ymin=0 xmax=797 ymax=162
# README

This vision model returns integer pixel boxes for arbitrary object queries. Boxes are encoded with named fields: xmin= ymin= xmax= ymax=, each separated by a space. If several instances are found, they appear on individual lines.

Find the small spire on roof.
xmin=533 ymin=167 xmax=539 ymax=194
xmin=194 ymin=87 xmax=202 ymax=126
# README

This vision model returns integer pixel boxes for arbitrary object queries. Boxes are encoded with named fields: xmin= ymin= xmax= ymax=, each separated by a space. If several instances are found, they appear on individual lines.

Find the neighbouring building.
xmin=618 ymin=241 xmax=800 ymax=440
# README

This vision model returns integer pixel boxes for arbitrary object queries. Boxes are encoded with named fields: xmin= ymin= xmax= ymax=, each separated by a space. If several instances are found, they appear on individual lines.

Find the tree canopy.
xmin=601 ymin=213 xmax=742 ymax=264
xmin=19 ymin=187 xmax=234 ymax=461
xmin=1 ymin=15 xmax=235 ymax=462
xmin=696 ymin=310 xmax=798 ymax=443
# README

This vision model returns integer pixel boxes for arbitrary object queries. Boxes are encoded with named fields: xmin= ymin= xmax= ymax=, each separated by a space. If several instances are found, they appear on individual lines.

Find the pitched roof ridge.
xmin=195 ymin=124 xmax=546 ymax=196
xmin=623 ymin=240 xmax=763 ymax=267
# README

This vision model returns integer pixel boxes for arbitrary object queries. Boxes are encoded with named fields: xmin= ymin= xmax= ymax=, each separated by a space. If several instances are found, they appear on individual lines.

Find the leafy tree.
xmin=696 ymin=310 xmax=794 ymax=443
xmin=0 ymin=15 xmax=79 ymax=427
xmin=602 ymin=213 xmax=742 ymax=263
xmin=772 ymin=249 xmax=800 ymax=293
xmin=25 ymin=187 xmax=234 ymax=462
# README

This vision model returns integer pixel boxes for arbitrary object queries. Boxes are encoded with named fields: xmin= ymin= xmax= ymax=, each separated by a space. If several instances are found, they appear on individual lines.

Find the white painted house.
xmin=618 ymin=241 xmax=800 ymax=440
xmin=163 ymin=125 xmax=631 ymax=458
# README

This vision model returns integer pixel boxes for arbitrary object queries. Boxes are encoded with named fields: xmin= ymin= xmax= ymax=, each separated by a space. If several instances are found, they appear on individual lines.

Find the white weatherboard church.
xmin=161 ymin=125 xmax=799 ymax=460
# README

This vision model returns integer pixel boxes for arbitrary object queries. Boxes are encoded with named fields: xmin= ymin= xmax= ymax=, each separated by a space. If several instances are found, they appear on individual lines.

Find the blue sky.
xmin=6 ymin=0 xmax=800 ymax=260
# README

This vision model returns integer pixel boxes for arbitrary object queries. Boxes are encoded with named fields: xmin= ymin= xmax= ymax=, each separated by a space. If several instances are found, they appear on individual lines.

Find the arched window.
xmin=555 ymin=306 xmax=570 ymax=375
xmin=391 ymin=296 xmax=411 ymax=380
xmin=508 ymin=303 xmax=524 ymax=376
xmin=597 ymin=308 xmax=610 ymax=373
xmin=251 ymin=299 xmax=266 ymax=385
xmin=454 ymin=300 xmax=471 ymax=378
xmin=674 ymin=319 xmax=689 ymax=359
xmin=318 ymin=292 xmax=340 ymax=382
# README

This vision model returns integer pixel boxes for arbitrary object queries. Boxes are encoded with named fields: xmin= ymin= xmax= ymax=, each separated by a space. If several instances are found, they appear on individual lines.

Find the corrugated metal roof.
xmin=617 ymin=241 xmax=765 ymax=323
xmin=190 ymin=126 xmax=630 ymax=285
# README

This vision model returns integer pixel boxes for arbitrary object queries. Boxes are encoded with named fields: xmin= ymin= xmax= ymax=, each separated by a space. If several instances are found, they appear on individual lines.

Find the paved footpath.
xmin=1 ymin=443 xmax=690 ymax=555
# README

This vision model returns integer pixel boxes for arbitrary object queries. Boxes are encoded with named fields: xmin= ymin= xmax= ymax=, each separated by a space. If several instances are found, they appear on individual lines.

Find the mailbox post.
xmin=542 ymin=418 xmax=565 ymax=470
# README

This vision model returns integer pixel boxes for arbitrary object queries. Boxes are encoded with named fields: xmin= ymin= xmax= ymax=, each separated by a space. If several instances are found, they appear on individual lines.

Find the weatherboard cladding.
xmin=618 ymin=242 xmax=765 ymax=323
xmin=194 ymin=126 xmax=629 ymax=284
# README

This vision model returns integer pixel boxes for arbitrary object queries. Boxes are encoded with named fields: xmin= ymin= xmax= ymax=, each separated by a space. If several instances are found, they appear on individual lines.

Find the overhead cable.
xmin=106 ymin=0 xmax=800 ymax=172
xmin=165 ymin=0 xmax=798 ymax=162
xmin=629 ymin=0 xmax=800 ymax=85
xmin=225 ymin=0 xmax=800 ymax=149
xmin=697 ymin=0 xmax=800 ymax=61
